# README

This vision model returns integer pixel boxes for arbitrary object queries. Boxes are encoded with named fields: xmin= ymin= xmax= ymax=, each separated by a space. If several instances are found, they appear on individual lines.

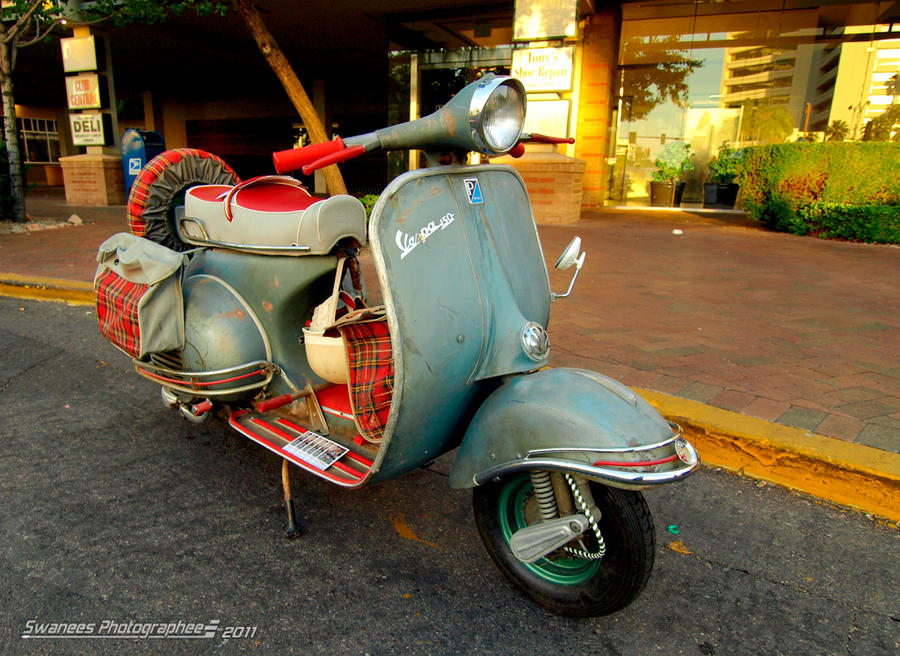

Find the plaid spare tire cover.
xmin=127 ymin=149 xmax=239 ymax=251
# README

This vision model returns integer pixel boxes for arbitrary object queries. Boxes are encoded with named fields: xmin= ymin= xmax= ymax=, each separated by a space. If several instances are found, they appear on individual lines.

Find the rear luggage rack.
xmin=135 ymin=359 xmax=276 ymax=396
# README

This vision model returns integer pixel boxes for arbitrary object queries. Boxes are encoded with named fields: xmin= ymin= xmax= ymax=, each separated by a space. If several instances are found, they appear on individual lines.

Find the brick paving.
xmin=5 ymin=188 xmax=900 ymax=456
xmin=539 ymin=210 xmax=900 ymax=454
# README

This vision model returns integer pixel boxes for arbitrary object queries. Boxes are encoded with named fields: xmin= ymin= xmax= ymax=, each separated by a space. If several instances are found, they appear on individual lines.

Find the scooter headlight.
xmin=470 ymin=77 xmax=526 ymax=154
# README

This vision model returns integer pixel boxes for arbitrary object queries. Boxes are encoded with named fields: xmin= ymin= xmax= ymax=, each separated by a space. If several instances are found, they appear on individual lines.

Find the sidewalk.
xmin=4 ymin=186 xmax=900 ymax=521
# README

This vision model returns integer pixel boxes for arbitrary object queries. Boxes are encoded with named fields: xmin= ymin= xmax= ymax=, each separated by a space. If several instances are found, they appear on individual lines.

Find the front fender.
xmin=448 ymin=368 xmax=699 ymax=489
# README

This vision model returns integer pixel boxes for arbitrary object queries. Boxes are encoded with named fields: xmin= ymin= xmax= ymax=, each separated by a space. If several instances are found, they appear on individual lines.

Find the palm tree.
xmin=825 ymin=120 xmax=850 ymax=142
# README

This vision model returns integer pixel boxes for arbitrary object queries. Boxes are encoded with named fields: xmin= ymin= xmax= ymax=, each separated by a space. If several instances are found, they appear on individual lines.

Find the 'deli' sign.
xmin=70 ymin=113 xmax=109 ymax=146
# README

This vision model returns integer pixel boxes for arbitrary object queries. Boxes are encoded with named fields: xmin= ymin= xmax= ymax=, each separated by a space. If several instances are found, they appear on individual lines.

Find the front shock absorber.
xmin=530 ymin=470 xmax=559 ymax=520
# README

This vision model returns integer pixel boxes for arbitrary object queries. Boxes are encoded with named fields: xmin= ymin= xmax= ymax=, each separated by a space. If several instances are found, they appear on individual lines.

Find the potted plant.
xmin=649 ymin=142 xmax=693 ymax=207
xmin=703 ymin=142 xmax=742 ymax=209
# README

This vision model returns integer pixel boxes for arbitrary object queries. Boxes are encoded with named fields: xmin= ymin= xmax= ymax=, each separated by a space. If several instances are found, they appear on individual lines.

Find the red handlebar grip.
xmin=273 ymin=138 xmax=345 ymax=174
xmin=255 ymin=394 xmax=294 ymax=413
xmin=527 ymin=133 xmax=576 ymax=145
xmin=301 ymin=145 xmax=366 ymax=175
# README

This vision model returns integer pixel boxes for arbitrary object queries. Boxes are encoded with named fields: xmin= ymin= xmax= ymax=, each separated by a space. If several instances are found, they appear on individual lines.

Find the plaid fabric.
xmin=94 ymin=267 xmax=149 ymax=358
xmin=127 ymin=149 xmax=239 ymax=236
xmin=338 ymin=320 xmax=394 ymax=443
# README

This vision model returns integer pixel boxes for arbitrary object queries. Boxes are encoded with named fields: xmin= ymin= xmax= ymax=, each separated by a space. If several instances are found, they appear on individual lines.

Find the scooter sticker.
xmin=464 ymin=178 xmax=483 ymax=204
xmin=395 ymin=212 xmax=455 ymax=260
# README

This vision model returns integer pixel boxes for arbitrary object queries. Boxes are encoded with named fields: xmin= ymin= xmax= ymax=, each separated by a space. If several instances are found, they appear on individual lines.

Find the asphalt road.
xmin=0 ymin=297 xmax=898 ymax=656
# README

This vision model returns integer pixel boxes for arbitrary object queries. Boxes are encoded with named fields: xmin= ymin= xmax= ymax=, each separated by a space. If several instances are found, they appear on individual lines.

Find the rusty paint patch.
xmin=219 ymin=308 xmax=247 ymax=320
xmin=440 ymin=108 xmax=456 ymax=137
xmin=261 ymin=300 xmax=274 ymax=312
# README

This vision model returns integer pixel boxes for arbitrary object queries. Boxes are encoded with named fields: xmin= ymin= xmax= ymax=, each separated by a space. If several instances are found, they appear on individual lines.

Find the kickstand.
xmin=281 ymin=459 xmax=301 ymax=539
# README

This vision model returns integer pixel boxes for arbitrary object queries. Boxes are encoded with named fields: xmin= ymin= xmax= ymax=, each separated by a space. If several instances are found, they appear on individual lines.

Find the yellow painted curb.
xmin=0 ymin=274 xmax=95 ymax=305
xmin=636 ymin=388 xmax=900 ymax=523
xmin=2 ymin=275 xmax=897 ymax=522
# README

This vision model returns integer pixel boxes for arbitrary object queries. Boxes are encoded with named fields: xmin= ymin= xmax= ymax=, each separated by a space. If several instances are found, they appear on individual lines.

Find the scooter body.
xmin=97 ymin=74 xmax=700 ymax=617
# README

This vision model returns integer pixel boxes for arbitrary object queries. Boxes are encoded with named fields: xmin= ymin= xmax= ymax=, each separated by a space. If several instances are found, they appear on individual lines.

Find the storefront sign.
xmin=523 ymin=100 xmax=570 ymax=138
xmin=511 ymin=47 xmax=574 ymax=92
xmin=60 ymin=36 xmax=99 ymax=73
xmin=70 ymin=113 xmax=107 ymax=146
xmin=66 ymin=74 xmax=102 ymax=110
xmin=513 ymin=0 xmax=577 ymax=40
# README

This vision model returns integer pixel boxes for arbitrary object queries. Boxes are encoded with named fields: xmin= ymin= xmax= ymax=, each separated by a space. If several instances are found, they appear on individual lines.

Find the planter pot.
xmin=649 ymin=181 xmax=685 ymax=207
xmin=703 ymin=183 xmax=739 ymax=209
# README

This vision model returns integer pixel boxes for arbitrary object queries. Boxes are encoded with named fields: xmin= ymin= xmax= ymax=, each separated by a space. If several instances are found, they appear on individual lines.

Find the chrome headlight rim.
xmin=469 ymin=76 xmax=526 ymax=155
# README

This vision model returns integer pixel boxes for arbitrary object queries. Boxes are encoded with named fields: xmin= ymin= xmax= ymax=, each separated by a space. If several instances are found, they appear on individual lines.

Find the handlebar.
xmin=301 ymin=145 xmax=366 ymax=175
xmin=272 ymin=132 xmax=576 ymax=172
xmin=273 ymin=138 xmax=345 ymax=174
xmin=523 ymin=133 xmax=576 ymax=145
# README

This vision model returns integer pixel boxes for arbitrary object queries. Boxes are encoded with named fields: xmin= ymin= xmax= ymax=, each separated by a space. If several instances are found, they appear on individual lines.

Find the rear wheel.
xmin=472 ymin=472 xmax=655 ymax=616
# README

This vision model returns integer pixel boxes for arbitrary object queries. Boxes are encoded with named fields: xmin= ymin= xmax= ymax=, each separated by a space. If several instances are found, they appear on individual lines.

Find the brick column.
xmin=574 ymin=8 xmax=620 ymax=209
xmin=499 ymin=152 xmax=586 ymax=224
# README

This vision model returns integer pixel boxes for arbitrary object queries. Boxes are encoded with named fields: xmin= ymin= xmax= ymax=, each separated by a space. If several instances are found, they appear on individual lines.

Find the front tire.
xmin=472 ymin=472 xmax=655 ymax=617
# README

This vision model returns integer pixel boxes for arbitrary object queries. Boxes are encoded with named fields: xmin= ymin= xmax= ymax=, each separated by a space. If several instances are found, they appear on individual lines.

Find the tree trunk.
xmin=231 ymin=0 xmax=347 ymax=196
xmin=0 ymin=38 xmax=26 ymax=222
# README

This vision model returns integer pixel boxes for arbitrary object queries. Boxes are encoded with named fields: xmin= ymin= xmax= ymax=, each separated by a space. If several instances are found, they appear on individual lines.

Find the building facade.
xmin=12 ymin=0 xmax=900 ymax=208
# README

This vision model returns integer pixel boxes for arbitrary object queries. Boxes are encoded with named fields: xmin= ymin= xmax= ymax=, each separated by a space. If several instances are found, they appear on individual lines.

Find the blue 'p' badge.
xmin=464 ymin=178 xmax=483 ymax=204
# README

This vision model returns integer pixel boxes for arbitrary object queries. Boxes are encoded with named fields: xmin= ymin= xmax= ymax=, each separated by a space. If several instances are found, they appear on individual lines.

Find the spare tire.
xmin=127 ymin=149 xmax=240 ymax=251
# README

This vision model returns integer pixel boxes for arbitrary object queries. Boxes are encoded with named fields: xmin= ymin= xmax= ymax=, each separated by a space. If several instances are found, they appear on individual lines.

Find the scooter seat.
xmin=181 ymin=177 xmax=367 ymax=253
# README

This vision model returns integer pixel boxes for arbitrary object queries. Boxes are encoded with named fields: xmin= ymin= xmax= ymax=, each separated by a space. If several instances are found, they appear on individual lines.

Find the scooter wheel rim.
xmin=497 ymin=474 xmax=601 ymax=586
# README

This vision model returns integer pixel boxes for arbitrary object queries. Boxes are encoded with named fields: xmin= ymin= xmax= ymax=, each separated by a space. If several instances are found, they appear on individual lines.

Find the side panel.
xmin=448 ymin=368 xmax=676 ymax=489
xmin=184 ymin=249 xmax=336 ymax=395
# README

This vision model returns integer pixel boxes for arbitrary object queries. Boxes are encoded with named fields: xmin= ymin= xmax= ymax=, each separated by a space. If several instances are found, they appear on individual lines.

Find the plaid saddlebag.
xmin=94 ymin=233 xmax=186 ymax=359
xmin=337 ymin=314 xmax=394 ymax=443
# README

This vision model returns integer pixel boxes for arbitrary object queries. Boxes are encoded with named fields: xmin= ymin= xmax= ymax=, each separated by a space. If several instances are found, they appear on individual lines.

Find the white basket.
xmin=302 ymin=328 xmax=348 ymax=384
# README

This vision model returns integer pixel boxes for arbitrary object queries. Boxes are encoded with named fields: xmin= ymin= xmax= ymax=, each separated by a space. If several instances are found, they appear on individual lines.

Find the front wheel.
xmin=472 ymin=472 xmax=655 ymax=617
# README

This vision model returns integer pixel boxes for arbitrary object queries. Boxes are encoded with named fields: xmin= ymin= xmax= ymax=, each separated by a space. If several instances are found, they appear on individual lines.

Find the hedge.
xmin=736 ymin=142 xmax=900 ymax=243
xmin=797 ymin=202 xmax=900 ymax=243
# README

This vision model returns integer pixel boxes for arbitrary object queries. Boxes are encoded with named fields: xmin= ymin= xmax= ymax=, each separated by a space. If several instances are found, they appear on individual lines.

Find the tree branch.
xmin=4 ymin=0 xmax=45 ymax=46
xmin=17 ymin=18 xmax=58 ymax=50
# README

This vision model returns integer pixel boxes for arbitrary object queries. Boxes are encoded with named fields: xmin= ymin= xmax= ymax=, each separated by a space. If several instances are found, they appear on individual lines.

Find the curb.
xmin=637 ymin=388 xmax=900 ymax=524
xmin=1 ymin=274 xmax=897 ymax=523
xmin=0 ymin=274 xmax=94 ymax=305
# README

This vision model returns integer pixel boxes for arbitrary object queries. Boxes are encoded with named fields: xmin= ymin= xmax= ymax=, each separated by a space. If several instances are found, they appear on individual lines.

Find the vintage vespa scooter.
xmin=94 ymin=74 xmax=699 ymax=617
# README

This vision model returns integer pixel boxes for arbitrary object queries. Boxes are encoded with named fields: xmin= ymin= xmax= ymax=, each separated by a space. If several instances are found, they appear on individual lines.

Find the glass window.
xmin=17 ymin=116 xmax=60 ymax=164
xmin=611 ymin=1 xmax=900 ymax=206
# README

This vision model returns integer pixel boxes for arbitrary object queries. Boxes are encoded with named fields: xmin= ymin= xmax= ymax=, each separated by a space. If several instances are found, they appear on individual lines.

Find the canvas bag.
xmin=94 ymin=232 xmax=187 ymax=359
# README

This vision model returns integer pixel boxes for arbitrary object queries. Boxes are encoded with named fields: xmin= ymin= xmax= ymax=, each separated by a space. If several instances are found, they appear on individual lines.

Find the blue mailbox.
xmin=121 ymin=129 xmax=165 ymax=193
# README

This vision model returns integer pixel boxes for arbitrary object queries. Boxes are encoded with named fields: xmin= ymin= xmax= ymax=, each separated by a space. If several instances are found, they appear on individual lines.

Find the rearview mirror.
xmin=552 ymin=237 xmax=586 ymax=300
xmin=554 ymin=237 xmax=582 ymax=270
